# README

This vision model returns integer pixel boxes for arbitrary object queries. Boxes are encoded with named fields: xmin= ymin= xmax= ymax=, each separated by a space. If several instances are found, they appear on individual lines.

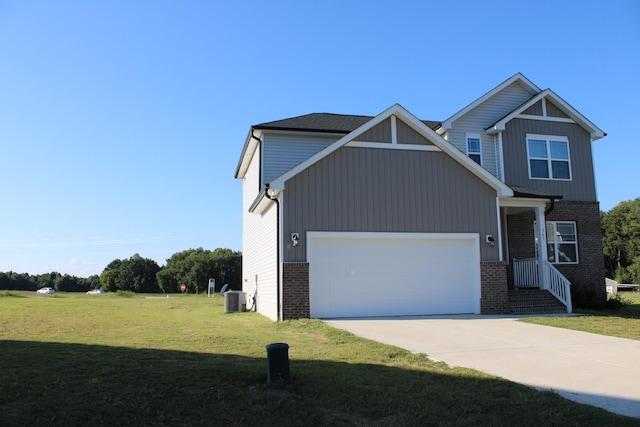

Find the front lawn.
xmin=0 ymin=291 xmax=636 ymax=426
xmin=522 ymin=292 xmax=640 ymax=341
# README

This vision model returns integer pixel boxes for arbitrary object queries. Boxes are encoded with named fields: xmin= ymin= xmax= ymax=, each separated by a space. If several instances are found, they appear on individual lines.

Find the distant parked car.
xmin=36 ymin=287 xmax=55 ymax=294
xmin=86 ymin=289 xmax=105 ymax=295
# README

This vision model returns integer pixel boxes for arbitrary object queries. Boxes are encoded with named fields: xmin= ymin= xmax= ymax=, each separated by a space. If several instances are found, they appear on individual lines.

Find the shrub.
xmin=605 ymin=293 xmax=632 ymax=309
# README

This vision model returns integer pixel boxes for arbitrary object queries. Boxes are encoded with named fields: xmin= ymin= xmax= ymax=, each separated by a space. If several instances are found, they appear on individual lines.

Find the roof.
xmin=254 ymin=113 xmax=441 ymax=133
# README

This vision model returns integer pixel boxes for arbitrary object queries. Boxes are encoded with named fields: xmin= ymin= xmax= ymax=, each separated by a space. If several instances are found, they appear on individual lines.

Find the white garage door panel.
xmin=309 ymin=234 xmax=480 ymax=318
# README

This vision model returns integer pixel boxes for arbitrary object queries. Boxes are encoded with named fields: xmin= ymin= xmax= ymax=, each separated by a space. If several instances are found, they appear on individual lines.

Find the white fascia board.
xmin=269 ymin=104 xmax=405 ymax=190
xmin=487 ymin=89 xmax=606 ymax=140
xmin=235 ymin=129 xmax=262 ymax=179
xmin=499 ymin=197 xmax=548 ymax=208
xmin=441 ymin=73 xmax=541 ymax=130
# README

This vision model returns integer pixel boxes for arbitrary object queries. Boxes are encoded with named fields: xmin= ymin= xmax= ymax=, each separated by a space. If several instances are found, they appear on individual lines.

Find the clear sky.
xmin=1 ymin=0 xmax=638 ymax=277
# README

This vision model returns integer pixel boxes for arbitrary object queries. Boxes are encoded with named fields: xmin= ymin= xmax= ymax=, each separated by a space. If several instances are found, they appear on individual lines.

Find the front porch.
xmin=498 ymin=193 xmax=573 ymax=314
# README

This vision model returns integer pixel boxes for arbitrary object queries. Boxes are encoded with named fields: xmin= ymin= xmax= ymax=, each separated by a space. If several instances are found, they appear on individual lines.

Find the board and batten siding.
xmin=447 ymin=82 xmax=537 ymax=179
xmin=282 ymin=146 xmax=500 ymax=262
xmin=262 ymin=133 xmax=340 ymax=185
xmin=502 ymin=118 xmax=597 ymax=201
xmin=242 ymin=149 xmax=279 ymax=320
xmin=353 ymin=118 xmax=392 ymax=143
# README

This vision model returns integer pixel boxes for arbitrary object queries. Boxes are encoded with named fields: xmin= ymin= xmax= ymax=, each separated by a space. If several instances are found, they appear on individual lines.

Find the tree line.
xmin=602 ymin=198 xmax=640 ymax=284
xmin=0 ymin=247 xmax=241 ymax=293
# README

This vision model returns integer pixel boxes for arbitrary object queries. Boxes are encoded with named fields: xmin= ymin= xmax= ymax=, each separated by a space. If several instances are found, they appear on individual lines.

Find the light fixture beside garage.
xmin=291 ymin=233 xmax=300 ymax=246
xmin=486 ymin=235 xmax=495 ymax=247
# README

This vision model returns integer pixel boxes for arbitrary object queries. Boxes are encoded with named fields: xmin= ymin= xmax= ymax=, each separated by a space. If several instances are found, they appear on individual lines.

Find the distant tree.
xmin=602 ymin=198 xmax=640 ymax=283
xmin=157 ymin=248 xmax=241 ymax=294
xmin=99 ymin=254 xmax=161 ymax=293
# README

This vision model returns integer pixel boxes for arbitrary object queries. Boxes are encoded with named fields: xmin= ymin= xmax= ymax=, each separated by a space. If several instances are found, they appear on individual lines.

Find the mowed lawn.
xmin=0 ymin=292 xmax=637 ymax=426
xmin=522 ymin=292 xmax=640 ymax=340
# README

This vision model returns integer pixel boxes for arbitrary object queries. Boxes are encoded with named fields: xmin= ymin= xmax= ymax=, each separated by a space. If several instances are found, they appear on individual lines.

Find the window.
xmin=526 ymin=134 xmax=571 ymax=180
xmin=466 ymin=133 xmax=482 ymax=165
xmin=534 ymin=221 xmax=578 ymax=264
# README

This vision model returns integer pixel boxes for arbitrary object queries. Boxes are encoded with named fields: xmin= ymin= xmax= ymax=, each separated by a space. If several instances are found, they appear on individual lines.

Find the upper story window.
xmin=466 ymin=133 xmax=482 ymax=165
xmin=526 ymin=134 xmax=571 ymax=180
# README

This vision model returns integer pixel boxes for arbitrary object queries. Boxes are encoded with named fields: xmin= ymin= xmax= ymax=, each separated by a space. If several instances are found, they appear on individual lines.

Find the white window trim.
xmin=465 ymin=133 xmax=482 ymax=166
xmin=526 ymin=134 xmax=572 ymax=181
xmin=534 ymin=221 xmax=579 ymax=265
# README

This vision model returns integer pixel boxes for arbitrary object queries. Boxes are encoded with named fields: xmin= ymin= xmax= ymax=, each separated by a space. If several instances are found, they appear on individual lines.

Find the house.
xmin=234 ymin=73 xmax=607 ymax=321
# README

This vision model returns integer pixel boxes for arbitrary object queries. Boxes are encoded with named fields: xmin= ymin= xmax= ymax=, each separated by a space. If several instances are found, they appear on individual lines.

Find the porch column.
xmin=536 ymin=206 xmax=549 ymax=290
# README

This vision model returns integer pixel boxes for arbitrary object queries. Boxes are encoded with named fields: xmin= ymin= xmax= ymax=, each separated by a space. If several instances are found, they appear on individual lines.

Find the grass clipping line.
xmin=0 ymin=292 xmax=635 ymax=426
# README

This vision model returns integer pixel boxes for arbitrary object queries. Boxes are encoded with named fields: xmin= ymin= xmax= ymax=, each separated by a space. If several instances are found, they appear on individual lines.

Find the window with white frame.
xmin=466 ymin=133 xmax=482 ymax=165
xmin=526 ymin=134 xmax=571 ymax=180
xmin=534 ymin=221 xmax=578 ymax=264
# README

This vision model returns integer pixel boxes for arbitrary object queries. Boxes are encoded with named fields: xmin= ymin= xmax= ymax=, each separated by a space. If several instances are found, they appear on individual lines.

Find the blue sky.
xmin=1 ymin=0 xmax=638 ymax=277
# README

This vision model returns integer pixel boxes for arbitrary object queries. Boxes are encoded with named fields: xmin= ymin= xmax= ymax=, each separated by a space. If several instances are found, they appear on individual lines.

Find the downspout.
xmin=545 ymin=198 xmax=556 ymax=217
xmin=264 ymin=184 xmax=281 ymax=321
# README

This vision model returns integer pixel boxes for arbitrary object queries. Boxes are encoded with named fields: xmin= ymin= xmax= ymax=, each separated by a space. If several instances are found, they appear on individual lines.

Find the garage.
xmin=308 ymin=232 xmax=481 ymax=318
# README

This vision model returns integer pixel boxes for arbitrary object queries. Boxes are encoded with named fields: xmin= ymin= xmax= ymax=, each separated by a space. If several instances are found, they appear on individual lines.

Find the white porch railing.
xmin=543 ymin=260 xmax=572 ymax=313
xmin=513 ymin=258 xmax=539 ymax=288
xmin=513 ymin=258 xmax=572 ymax=313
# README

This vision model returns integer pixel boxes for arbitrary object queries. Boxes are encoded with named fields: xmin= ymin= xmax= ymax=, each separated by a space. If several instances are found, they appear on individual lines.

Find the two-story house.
xmin=235 ymin=73 xmax=606 ymax=321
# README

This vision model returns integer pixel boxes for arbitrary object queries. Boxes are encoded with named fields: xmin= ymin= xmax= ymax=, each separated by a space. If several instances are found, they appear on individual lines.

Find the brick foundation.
xmin=281 ymin=262 xmax=310 ymax=320
xmin=480 ymin=262 xmax=508 ymax=314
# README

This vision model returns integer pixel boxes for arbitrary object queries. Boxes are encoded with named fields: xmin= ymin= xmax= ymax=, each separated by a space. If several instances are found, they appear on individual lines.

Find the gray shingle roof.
xmin=254 ymin=113 xmax=441 ymax=133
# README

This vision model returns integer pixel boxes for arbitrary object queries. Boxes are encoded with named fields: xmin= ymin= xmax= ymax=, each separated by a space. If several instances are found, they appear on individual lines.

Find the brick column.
xmin=480 ymin=262 xmax=508 ymax=314
xmin=281 ymin=262 xmax=310 ymax=320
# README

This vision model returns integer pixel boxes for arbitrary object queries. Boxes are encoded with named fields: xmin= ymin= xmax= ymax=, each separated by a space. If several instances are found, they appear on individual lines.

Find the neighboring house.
xmin=235 ymin=73 xmax=606 ymax=321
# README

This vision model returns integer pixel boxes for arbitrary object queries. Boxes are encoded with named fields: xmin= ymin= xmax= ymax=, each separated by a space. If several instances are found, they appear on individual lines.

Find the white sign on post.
xmin=207 ymin=278 xmax=215 ymax=297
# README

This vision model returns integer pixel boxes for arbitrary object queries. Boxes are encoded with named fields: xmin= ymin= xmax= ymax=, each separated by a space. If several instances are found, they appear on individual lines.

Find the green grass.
xmin=522 ymin=292 xmax=640 ymax=341
xmin=0 ymin=292 xmax=636 ymax=426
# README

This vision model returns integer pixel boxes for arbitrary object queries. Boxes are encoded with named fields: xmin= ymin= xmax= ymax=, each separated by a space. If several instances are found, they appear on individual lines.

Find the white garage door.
xmin=308 ymin=232 xmax=480 ymax=318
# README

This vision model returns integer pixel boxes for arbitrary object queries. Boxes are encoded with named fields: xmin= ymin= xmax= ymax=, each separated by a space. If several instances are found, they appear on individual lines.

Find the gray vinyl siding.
xmin=546 ymin=101 xmax=570 ymax=118
xmin=396 ymin=119 xmax=434 ymax=145
xmin=353 ymin=118 xmax=392 ymax=142
xmin=447 ymin=82 xmax=537 ymax=178
xmin=522 ymin=101 xmax=543 ymax=115
xmin=262 ymin=133 xmax=340 ymax=185
xmin=283 ymin=146 xmax=500 ymax=262
xmin=502 ymin=118 xmax=596 ymax=201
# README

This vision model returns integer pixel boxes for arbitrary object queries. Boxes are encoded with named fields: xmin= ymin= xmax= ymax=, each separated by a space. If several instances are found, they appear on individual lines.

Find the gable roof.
xmin=486 ymin=89 xmax=606 ymax=140
xmin=441 ymin=73 xmax=541 ymax=130
xmin=254 ymin=113 xmax=441 ymax=133
xmin=268 ymin=104 xmax=513 ymax=197
xmin=235 ymin=113 xmax=441 ymax=178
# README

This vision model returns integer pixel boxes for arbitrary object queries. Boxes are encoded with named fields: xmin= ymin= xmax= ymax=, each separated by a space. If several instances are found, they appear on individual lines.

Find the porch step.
xmin=507 ymin=289 xmax=567 ymax=315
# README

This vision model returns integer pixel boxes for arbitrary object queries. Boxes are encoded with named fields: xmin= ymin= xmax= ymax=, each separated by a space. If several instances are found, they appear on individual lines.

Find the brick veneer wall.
xmin=506 ymin=201 xmax=605 ymax=305
xmin=480 ymin=262 xmax=508 ymax=314
xmin=281 ymin=262 xmax=310 ymax=320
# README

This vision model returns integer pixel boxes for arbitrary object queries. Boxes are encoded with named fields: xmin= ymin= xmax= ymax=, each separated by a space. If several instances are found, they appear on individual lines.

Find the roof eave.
xmin=235 ymin=128 xmax=261 ymax=179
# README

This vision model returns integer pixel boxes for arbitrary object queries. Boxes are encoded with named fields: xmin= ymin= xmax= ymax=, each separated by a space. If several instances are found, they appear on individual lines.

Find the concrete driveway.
xmin=326 ymin=315 xmax=640 ymax=418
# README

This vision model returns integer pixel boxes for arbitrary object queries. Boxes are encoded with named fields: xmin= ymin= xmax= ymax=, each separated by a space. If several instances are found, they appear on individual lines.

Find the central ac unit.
xmin=224 ymin=291 xmax=246 ymax=313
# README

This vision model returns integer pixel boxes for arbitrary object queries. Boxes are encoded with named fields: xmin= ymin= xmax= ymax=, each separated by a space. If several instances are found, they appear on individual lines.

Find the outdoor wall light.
xmin=486 ymin=235 xmax=495 ymax=247
xmin=291 ymin=233 xmax=300 ymax=247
